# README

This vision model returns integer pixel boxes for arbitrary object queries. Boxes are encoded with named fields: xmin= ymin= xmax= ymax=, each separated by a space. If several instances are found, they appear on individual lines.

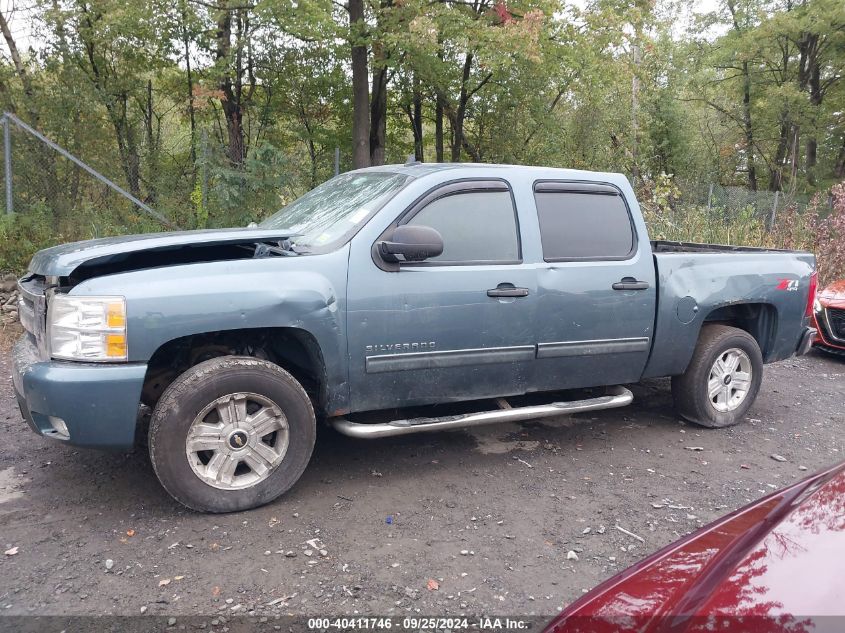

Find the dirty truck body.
xmin=12 ymin=164 xmax=817 ymax=511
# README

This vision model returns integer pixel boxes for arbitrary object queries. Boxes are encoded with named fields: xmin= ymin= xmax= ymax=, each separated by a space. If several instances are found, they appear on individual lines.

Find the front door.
xmin=530 ymin=181 xmax=657 ymax=391
xmin=346 ymin=180 xmax=537 ymax=412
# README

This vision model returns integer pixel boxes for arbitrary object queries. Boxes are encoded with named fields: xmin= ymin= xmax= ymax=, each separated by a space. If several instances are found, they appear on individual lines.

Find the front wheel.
xmin=671 ymin=324 xmax=763 ymax=428
xmin=149 ymin=356 xmax=316 ymax=512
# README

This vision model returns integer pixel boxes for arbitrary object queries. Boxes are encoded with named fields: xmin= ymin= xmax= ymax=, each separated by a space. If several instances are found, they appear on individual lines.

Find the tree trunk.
xmin=412 ymin=73 xmax=423 ymax=161
xmin=144 ymin=79 xmax=159 ymax=204
xmin=740 ymin=61 xmax=757 ymax=191
xmin=449 ymin=54 xmax=474 ymax=162
xmin=222 ymin=101 xmax=245 ymax=165
xmin=834 ymin=136 xmax=845 ymax=180
xmin=448 ymin=54 xmax=491 ymax=163
xmin=769 ymin=114 xmax=790 ymax=191
xmin=369 ymin=0 xmax=393 ymax=166
xmin=0 ymin=9 xmax=35 ymax=116
xmin=77 ymin=6 xmax=141 ymax=204
xmin=181 ymin=3 xmax=197 ymax=165
xmin=348 ymin=0 xmax=370 ymax=169
xmin=795 ymin=30 xmax=820 ymax=185
xmin=435 ymin=93 xmax=444 ymax=162
xmin=108 ymin=94 xmax=142 ymax=199
xmin=631 ymin=41 xmax=640 ymax=185
xmin=805 ymin=57 xmax=821 ymax=185
xmin=216 ymin=2 xmax=245 ymax=166
xmin=0 ymin=5 xmax=64 ymax=215
xmin=726 ymin=1 xmax=757 ymax=191
xmin=450 ymin=113 xmax=462 ymax=162
xmin=369 ymin=41 xmax=387 ymax=166
xmin=298 ymin=104 xmax=318 ymax=189
xmin=769 ymin=39 xmax=792 ymax=192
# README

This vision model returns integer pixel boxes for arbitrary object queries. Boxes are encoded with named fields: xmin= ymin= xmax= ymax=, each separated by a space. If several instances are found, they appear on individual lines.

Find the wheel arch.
xmin=701 ymin=301 xmax=778 ymax=361
xmin=141 ymin=326 xmax=329 ymax=414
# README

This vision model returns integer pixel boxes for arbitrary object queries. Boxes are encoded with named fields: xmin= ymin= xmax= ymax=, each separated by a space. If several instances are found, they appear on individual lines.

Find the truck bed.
xmin=651 ymin=240 xmax=795 ymax=254
xmin=643 ymin=243 xmax=815 ymax=380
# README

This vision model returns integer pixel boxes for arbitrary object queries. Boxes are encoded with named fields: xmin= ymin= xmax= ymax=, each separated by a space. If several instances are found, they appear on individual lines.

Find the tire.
xmin=671 ymin=324 xmax=763 ymax=428
xmin=149 ymin=356 xmax=316 ymax=513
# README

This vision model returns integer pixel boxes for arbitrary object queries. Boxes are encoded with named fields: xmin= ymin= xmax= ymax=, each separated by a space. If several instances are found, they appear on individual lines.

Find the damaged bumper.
xmin=796 ymin=326 xmax=816 ymax=356
xmin=12 ymin=334 xmax=147 ymax=449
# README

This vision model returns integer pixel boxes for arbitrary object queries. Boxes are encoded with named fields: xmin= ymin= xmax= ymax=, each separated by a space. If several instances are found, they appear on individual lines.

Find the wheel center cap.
xmin=723 ymin=374 xmax=732 ymax=385
xmin=227 ymin=430 xmax=249 ymax=450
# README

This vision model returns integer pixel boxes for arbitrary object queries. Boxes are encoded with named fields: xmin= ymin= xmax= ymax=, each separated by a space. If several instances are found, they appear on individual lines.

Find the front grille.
xmin=17 ymin=274 xmax=49 ymax=357
xmin=828 ymin=307 xmax=845 ymax=340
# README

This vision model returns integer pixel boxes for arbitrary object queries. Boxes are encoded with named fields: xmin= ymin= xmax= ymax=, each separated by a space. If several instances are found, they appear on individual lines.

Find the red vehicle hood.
xmin=818 ymin=279 xmax=845 ymax=306
xmin=544 ymin=461 xmax=845 ymax=632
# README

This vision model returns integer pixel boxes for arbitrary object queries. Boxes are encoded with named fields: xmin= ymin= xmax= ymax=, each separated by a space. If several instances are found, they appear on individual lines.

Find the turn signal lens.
xmin=107 ymin=302 xmax=126 ymax=328
xmin=106 ymin=333 xmax=127 ymax=359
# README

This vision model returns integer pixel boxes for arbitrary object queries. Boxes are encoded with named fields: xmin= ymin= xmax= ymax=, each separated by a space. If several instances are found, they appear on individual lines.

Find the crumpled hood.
xmin=28 ymin=228 xmax=299 ymax=277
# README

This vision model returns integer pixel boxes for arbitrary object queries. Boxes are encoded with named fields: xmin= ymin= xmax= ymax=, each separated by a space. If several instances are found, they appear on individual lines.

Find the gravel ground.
xmin=0 ymin=328 xmax=843 ymax=619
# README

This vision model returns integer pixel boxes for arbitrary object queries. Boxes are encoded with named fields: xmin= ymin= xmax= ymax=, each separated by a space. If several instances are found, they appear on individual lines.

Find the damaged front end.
xmin=28 ymin=228 xmax=307 ymax=282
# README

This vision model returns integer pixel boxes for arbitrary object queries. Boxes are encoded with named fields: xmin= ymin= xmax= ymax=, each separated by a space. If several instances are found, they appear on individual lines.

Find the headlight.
xmin=48 ymin=295 xmax=127 ymax=362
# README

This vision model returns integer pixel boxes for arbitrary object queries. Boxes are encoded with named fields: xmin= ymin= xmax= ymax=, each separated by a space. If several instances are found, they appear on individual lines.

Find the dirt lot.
xmin=0 ymin=327 xmax=843 ymax=620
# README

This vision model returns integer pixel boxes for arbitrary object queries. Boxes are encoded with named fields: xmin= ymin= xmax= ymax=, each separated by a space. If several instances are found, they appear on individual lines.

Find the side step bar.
xmin=329 ymin=386 xmax=633 ymax=439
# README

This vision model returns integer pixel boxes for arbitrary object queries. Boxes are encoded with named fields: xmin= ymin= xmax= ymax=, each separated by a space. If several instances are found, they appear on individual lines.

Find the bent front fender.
xmin=70 ymin=248 xmax=351 ymax=413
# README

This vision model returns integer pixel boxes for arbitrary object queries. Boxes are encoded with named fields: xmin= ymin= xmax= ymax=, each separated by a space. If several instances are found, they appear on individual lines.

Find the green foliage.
xmin=641 ymin=176 xmax=845 ymax=286
xmin=204 ymin=142 xmax=292 ymax=227
xmin=190 ymin=179 xmax=207 ymax=229
xmin=0 ymin=0 xmax=843 ymax=275
xmin=0 ymin=199 xmax=163 ymax=275
xmin=0 ymin=206 xmax=56 ymax=274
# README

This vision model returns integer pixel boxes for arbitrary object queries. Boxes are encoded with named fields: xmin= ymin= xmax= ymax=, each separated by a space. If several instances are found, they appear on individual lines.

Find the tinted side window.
xmin=406 ymin=190 xmax=520 ymax=263
xmin=534 ymin=191 xmax=634 ymax=260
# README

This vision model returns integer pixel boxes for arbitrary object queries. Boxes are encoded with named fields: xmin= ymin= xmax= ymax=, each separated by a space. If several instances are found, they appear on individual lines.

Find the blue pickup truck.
xmin=12 ymin=163 xmax=817 ymax=512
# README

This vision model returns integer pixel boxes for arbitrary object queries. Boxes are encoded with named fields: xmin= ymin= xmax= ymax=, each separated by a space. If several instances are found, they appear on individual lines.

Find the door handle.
xmin=612 ymin=277 xmax=650 ymax=291
xmin=487 ymin=284 xmax=529 ymax=298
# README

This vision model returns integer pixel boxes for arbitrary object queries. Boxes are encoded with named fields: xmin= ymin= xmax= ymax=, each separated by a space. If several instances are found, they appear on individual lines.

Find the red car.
xmin=812 ymin=278 xmax=845 ymax=355
xmin=544 ymin=460 xmax=845 ymax=633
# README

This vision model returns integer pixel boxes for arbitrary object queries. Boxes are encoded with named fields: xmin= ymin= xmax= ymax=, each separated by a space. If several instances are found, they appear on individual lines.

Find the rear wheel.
xmin=149 ymin=356 xmax=315 ymax=512
xmin=671 ymin=324 xmax=763 ymax=428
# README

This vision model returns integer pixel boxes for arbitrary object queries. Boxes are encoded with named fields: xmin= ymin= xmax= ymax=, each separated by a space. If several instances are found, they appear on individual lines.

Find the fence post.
xmin=334 ymin=147 xmax=340 ymax=177
xmin=768 ymin=190 xmax=779 ymax=231
xmin=3 ymin=115 xmax=12 ymax=215
xmin=707 ymin=183 xmax=713 ymax=211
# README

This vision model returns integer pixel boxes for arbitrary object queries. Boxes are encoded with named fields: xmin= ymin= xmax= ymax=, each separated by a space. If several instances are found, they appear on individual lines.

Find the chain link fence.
xmin=639 ymin=175 xmax=834 ymax=248
xmin=2 ymin=113 xmax=172 ymax=227
xmin=0 ymin=111 xmax=834 ymax=274
xmin=678 ymin=182 xmax=817 ymax=229
xmin=0 ymin=112 xmax=176 ymax=272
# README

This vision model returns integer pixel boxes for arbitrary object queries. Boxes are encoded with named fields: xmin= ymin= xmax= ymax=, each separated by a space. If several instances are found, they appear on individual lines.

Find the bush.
xmin=801 ymin=183 xmax=845 ymax=286
xmin=0 ymin=204 xmax=57 ymax=274
xmin=0 ymin=200 xmax=163 ymax=276
xmin=641 ymin=175 xmax=845 ymax=287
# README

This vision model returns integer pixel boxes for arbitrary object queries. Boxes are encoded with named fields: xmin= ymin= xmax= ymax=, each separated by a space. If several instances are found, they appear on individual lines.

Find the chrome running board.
xmin=330 ymin=386 xmax=633 ymax=439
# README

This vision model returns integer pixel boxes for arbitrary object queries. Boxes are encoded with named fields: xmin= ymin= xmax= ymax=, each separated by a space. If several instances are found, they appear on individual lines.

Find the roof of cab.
xmin=352 ymin=162 xmax=627 ymax=184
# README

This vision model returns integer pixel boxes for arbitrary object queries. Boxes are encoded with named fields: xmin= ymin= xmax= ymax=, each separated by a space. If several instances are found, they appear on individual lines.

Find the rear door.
xmin=531 ymin=181 xmax=656 ymax=391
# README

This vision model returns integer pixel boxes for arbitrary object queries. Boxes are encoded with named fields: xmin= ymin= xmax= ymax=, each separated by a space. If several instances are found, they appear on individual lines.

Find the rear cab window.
xmin=533 ymin=181 xmax=636 ymax=261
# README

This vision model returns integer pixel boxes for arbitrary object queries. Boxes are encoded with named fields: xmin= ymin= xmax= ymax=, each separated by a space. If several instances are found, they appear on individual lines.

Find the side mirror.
xmin=378 ymin=225 xmax=444 ymax=263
